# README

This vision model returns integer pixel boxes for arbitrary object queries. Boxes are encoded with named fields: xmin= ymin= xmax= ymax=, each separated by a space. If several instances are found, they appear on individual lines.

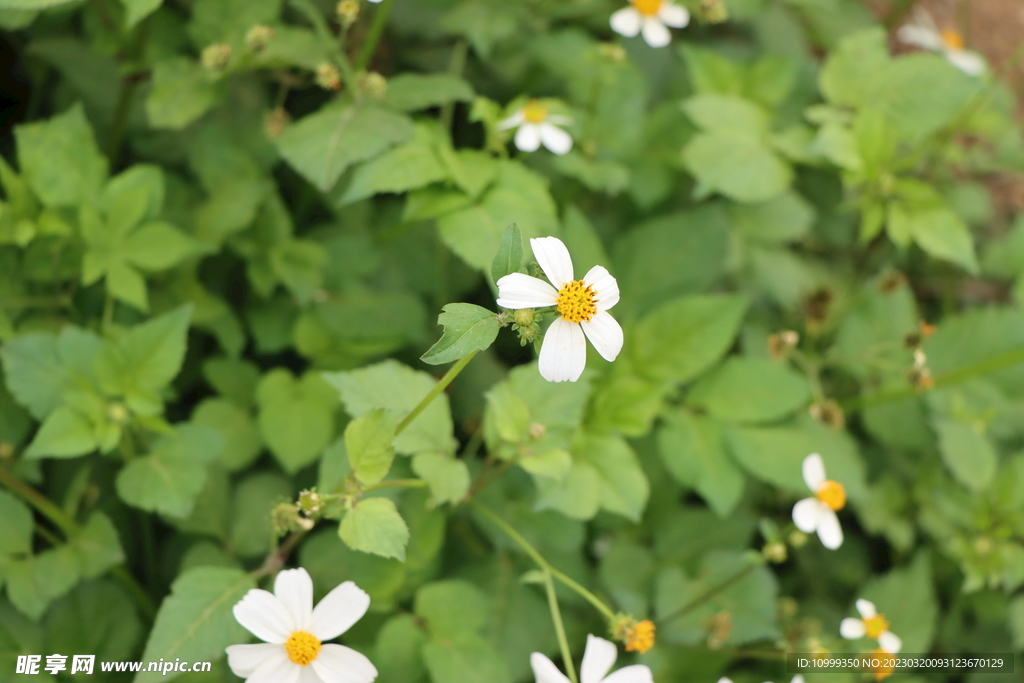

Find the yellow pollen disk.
xmin=940 ymin=29 xmax=965 ymax=50
xmin=556 ymin=280 xmax=598 ymax=324
xmin=284 ymin=631 xmax=322 ymax=666
xmin=863 ymin=614 xmax=889 ymax=640
xmin=522 ymin=100 xmax=548 ymax=124
xmin=631 ymin=0 xmax=664 ymax=17
xmin=815 ymin=480 xmax=846 ymax=511
xmin=625 ymin=620 xmax=656 ymax=654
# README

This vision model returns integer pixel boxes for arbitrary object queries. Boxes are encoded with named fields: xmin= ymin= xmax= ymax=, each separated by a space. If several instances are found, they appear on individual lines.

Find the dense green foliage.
xmin=0 ymin=0 xmax=1023 ymax=681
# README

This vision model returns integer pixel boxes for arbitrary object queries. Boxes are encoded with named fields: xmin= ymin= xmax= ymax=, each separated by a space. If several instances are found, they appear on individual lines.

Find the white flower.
xmin=791 ymin=453 xmax=845 ymax=550
xmin=498 ymin=100 xmax=574 ymax=155
xmin=840 ymin=599 xmax=903 ymax=653
xmin=496 ymin=236 xmax=622 ymax=383
xmin=610 ymin=0 xmax=689 ymax=48
xmin=532 ymin=634 xmax=653 ymax=683
xmin=897 ymin=9 xmax=985 ymax=77
xmin=226 ymin=567 xmax=378 ymax=683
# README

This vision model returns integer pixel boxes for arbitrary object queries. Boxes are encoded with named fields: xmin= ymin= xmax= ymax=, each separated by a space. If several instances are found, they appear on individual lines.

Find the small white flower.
xmin=897 ymin=9 xmax=985 ymax=77
xmin=498 ymin=99 xmax=574 ymax=155
xmin=610 ymin=0 xmax=689 ymax=48
xmin=791 ymin=453 xmax=845 ymax=550
xmin=497 ymin=236 xmax=622 ymax=383
xmin=226 ymin=567 xmax=378 ymax=683
xmin=840 ymin=599 xmax=903 ymax=653
xmin=532 ymin=634 xmax=653 ymax=683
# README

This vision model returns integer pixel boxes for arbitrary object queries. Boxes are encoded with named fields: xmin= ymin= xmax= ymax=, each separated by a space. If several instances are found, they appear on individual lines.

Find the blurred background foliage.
xmin=0 ymin=0 xmax=1023 ymax=681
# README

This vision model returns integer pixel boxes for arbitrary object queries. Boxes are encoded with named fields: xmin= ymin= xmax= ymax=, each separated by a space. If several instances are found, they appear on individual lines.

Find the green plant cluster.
xmin=0 ymin=0 xmax=1023 ymax=681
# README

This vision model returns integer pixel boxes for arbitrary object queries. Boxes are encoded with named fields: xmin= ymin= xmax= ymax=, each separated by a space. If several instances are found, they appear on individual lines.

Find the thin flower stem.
xmin=544 ymin=567 xmax=579 ymax=683
xmin=356 ymin=0 xmax=395 ymax=70
xmin=548 ymin=566 xmax=616 ymax=622
xmin=656 ymin=562 xmax=758 ymax=627
xmin=395 ymin=350 xmax=479 ymax=436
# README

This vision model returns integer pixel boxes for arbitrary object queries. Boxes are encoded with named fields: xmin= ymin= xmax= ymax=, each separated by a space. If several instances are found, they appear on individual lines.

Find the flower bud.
xmin=264 ymin=107 xmax=290 ymax=139
xmin=246 ymin=25 xmax=275 ymax=52
xmin=298 ymin=489 xmax=322 ymax=515
xmin=808 ymin=400 xmax=845 ymax=430
xmin=528 ymin=422 xmax=546 ymax=440
xmin=337 ymin=0 xmax=359 ymax=26
xmin=358 ymin=71 xmax=387 ymax=99
xmin=513 ymin=308 xmax=536 ymax=327
xmin=316 ymin=63 xmax=342 ymax=90
xmin=768 ymin=330 xmax=799 ymax=359
xmin=201 ymin=43 xmax=232 ymax=71
xmin=789 ymin=530 xmax=808 ymax=547
xmin=107 ymin=402 xmax=130 ymax=425
xmin=762 ymin=541 xmax=787 ymax=564
xmin=272 ymin=503 xmax=303 ymax=535
xmin=698 ymin=0 xmax=729 ymax=23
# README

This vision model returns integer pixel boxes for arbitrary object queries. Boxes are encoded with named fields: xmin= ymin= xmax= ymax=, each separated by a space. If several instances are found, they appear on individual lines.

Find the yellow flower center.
xmin=284 ymin=631 xmax=322 ymax=666
xmin=556 ymin=280 xmax=598 ymax=323
xmin=632 ymin=0 xmax=664 ymax=17
xmin=624 ymin=620 xmax=656 ymax=654
xmin=870 ymin=648 xmax=895 ymax=681
xmin=940 ymin=29 xmax=964 ymax=50
xmin=522 ymin=100 xmax=548 ymax=124
xmin=863 ymin=614 xmax=889 ymax=639
xmin=815 ymin=480 xmax=846 ymax=511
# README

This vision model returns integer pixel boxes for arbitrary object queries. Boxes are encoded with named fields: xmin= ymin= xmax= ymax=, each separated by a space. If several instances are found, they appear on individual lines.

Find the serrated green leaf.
xmin=686 ymin=356 xmax=811 ymax=423
xmin=145 ymin=57 xmax=218 ymax=130
xmin=683 ymin=131 xmax=791 ymax=204
xmin=191 ymin=398 xmax=263 ymax=471
xmin=491 ymin=223 xmax=523 ymax=284
xmin=932 ymin=417 xmax=997 ymax=491
xmin=421 ymin=303 xmax=499 ymax=366
xmin=256 ymin=369 xmax=337 ymax=474
xmin=25 ymin=405 xmax=98 ymax=459
xmin=340 ymin=497 xmax=410 ymax=561
xmin=70 ymin=512 xmax=124 ymax=578
xmin=0 ymin=489 xmax=32 ymax=555
xmin=412 ymin=453 xmax=470 ymax=504
xmin=5 ymin=546 xmax=81 ymax=620
xmin=658 ymin=410 xmax=743 ymax=516
xmin=345 ymin=408 xmax=398 ymax=486
xmin=383 ymin=73 xmax=475 ymax=112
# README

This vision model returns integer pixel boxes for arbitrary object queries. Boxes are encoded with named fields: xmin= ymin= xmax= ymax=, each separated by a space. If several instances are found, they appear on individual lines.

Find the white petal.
xmin=309 ymin=581 xmax=371 ymax=641
xmin=840 ymin=617 xmax=866 ymax=639
xmin=496 ymin=272 xmax=559 ymax=309
xmin=247 ymin=650 xmax=301 ymax=683
xmin=610 ymin=7 xmax=642 ymax=37
xmin=233 ymin=589 xmax=295 ymax=644
xmin=802 ymin=453 xmax=826 ymax=491
xmin=580 ymin=634 xmax=616 ymax=683
xmin=275 ymin=568 xmax=314 ymax=631
xmin=583 ymin=265 xmax=619 ymax=311
xmin=497 ymin=111 xmax=525 ymax=131
xmin=641 ymin=18 xmax=671 ymax=48
xmin=226 ymin=643 xmax=282 ymax=677
xmin=540 ymin=124 xmax=573 ymax=155
xmin=792 ymin=498 xmax=821 ymax=533
xmin=856 ymin=599 xmax=877 ymax=618
xmin=816 ymin=507 xmax=843 ymax=549
xmin=603 ymin=665 xmax=655 ymax=683
xmin=539 ymin=317 xmax=587 ymax=383
xmin=717 ymin=679 xmax=734 ymax=683
xmin=791 ymin=676 xmax=805 ymax=683
xmin=299 ymin=668 xmax=324 ymax=683
xmin=947 ymin=49 xmax=986 ymax=76
xmin=897 ymin=24 xmax=943 ymax=50
xmin=531 ymin=652 xmax=572 ymax=683
xmin=312 ymin=644 xmax=379 ymax=683
xmin=658 ymin=2 xmax=690 ymax=27
xmin=515 ymin=124 xmax=542 ymax=152
xmin=530 ymin=236 xmax=575 ymax=288
xmin=878 ymin=631 xmax=902 ymax=654
xmin=580 ymin=311 xmax=623 ymax=362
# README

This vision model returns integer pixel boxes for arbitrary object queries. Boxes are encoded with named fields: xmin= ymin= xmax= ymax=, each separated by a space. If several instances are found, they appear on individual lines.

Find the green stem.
xmin=544 ymin=568 xmax=579 ymax=683
xmin=657 ymin=562 xmax=758 ymax=627
xmin=290 ymin=0 xmax=360 ymax=94
xmin=396 ymin=350 xmax=479 ymax=436
xmin=363 ymin=478 xmax=428 ymax=492
xmin=471 ymin=500 xmax=617 ymax=621
xmin=356 ymin=0 xmax=395 ymax=70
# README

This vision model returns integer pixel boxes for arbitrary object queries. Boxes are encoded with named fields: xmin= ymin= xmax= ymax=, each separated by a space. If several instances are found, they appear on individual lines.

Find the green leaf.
xmin=101 ymin=164 xmax=164 ymax=227
xmin=45 ymin=579 xmax=142 ymax=663
xmin=340 ymin=497 xmax=410 ymax=561
xmin=145 ymin=57 xmax=218 ymax=130
xmin=338 ymin=136 xmax=448 ymax=205
xmin=325 ymin=360 xmax=456 ymax=456
xmin=121 ymin=0 xmax=162 ymax=28
xmin=421 ymin=303 xmax=500 ymax=366
xmin=491 ymin=223 xmax=523 ymax=284
xmin=25 ymin=405 xmax=98 ymax=459
xmin=13 ymin=103 xmax=107 ymax=208
xmin=256 ymin=369 xmax=337 ymax=474
xmin=534 ymin=460 xmax=601 ymax=520
xmin=728 ymin=191 xmax=815 ymax=244
xmin=191 ymin=398 xmax=263 ymax=471
xmin=904 ymin=207 xmax=979 ymax=274
xmin=658 ymin=410 xmax=744 ymax=517
xmin=135 ymin=567 xmax=255 ymax=683
xmin=70 ymin=512 xmax=124 ymax=578
xmin=300 ymin=528 xmax=406 ymax=608
xmin=276 ymin=103 xmax=414 ymax=192
xmin=5 ymin=546 xmax=81 ymax=620
xmin=375 ymin=615 xmax=428 ymax=683
xmin=422 ymin=636 xmax=512 ymax=683
xmin=345 ymin=408 xmax=398 ymax=486
xmin=412 ymin=453 xmax=470 ymax=505
xmin=859 ymin=553 xmax=937 ymax=654
xmin=683 ymin=131 xmax=792 ymax=203
xmin=932 ymin=417 xmax=997 ymax=491
xmin=517 ymin=448 xmax=572 ymax=481
xmin=582 ymin=432 xmax=649 ymax=522
xmin=0 ymin=0 xmax=77 ymax=8
xmin=631 ymin=294 xmax=748 ymax=384
xmin=115 ymin=424 xmax=224 ymax=518
xmin=383 ymin=73 xmax=475 ymax=112
xmin=229 ymin=472 xmax=292 ymax=557
xmin=819 ymin=28 xmax=890 ymax=107
xmin=415 ymin=580 xmax=488 ymax=640
xmin=686 ymin=357 xmax=811 ymax=423
xmin=124 ymin=221 xmax=195 ymax=271
xmin=683 ymin=94 xmax=769 ymax=134
xmin=0 ymin=489 xmax=32 ymax=555
xmin=202 ymin=357 xmax=261 ymax=407
xmin=106 ymin=260 xmax=149 ymax=310
xmin=0 ymin=333 xmax=63 ymax=419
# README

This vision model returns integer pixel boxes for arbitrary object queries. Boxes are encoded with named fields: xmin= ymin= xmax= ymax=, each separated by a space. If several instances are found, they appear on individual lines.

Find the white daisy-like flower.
xmin=840 ymin=599 xmax=903 ymax=654
xmin=532 ymin=634 xmax=653 ymax=683
xmin=226 ymin=567 xmax=378 ymax=683
xmin=791 ymin=453 xmax=845 ymax=550
xmin=496 ymin=236 xmax=622 ymax=383
xmin=897 ymin=9 xmax=985 ymax=77
xmin=497 ymin=99 xmax=574 ymax=155
xmin=610 ymin=0 xmax=689 ymax=49
xmin=718 ymin=677 xmax=804 ymax=683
